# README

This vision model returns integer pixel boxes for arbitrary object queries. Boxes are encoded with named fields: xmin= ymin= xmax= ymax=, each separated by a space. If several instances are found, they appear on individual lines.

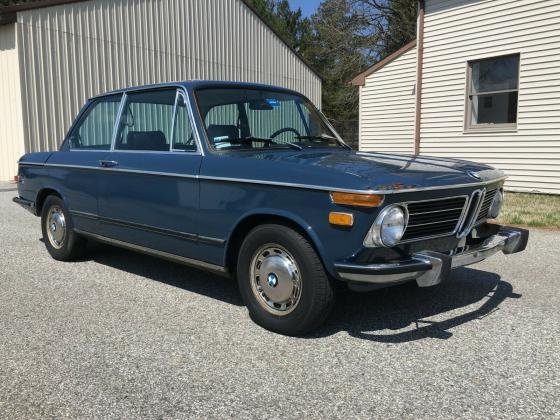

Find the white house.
xmin=352 ymin=0 xmax=560 ymax=194
xmin=0 ymin=0 xmax=321 ymax=181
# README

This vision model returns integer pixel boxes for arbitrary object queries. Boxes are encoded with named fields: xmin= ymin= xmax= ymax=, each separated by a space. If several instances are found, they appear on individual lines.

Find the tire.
xmin=41 ymin=195 xmax=87 ymax=261
xmin=237 ymin=224 xmax=334 ymax=336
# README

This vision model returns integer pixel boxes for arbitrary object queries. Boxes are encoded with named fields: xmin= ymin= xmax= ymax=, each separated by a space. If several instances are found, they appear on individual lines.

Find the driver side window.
xmin=67 ymin=94 xmax=122 ymax=150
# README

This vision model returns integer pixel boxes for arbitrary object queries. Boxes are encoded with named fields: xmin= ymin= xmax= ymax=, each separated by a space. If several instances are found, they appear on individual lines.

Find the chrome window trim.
xmin=171 ymin=89 xmax=201 ymax=154
xmin=108 ymin=87 xmax=203 ymax=156
xmin=170 ymin=90 xmax=180 ymax=152
xmin=110 ymin=93 xmax=128 ymax=151
xmin=19 ymin=162 xmax=507 ymax=194
xmin=184 ymin=88 xmax=205 ymax=156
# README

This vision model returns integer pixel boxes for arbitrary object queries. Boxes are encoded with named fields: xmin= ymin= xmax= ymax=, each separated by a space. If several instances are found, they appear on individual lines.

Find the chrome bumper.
xmin=334 ymin=227 xmax=529 ymax=288
xmin=13 ymin=196 xmax=37 ymax=215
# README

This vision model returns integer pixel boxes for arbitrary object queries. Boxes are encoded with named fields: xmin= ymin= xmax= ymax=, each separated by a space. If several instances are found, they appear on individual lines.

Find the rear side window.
xmin=115 ymin=89 xmax=178 ymax=151
xmin=67 ymin=94 xmax=122 ymax=150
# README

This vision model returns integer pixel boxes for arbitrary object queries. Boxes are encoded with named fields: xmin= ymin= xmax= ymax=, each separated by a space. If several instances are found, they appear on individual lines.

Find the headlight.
xmin=488 ymin=189 xmax=504 ymax=218
xmin=364 ymin=205 xmax=407 ymax=247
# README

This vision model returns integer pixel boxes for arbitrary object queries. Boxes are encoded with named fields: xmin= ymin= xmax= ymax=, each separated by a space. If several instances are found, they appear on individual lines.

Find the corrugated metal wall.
xmin=421 ymin=0 xmax=560 ymax=194
xmin=0 ymin=24 xmax=25 ymax=181
xmin=12 ymin=0 xmax=321 ymax=160
xmin=359 ymin=46 xmax=417 ymax=154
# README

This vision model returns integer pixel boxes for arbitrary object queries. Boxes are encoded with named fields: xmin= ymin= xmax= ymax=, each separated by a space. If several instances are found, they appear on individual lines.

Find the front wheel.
xmin=237 ymin=224 xmax=334 ymax=336
xmin=41 ymin=195 xmax=87 ymax=261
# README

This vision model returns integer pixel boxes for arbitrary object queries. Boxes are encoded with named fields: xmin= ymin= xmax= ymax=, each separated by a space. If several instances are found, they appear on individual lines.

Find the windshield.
xmin=195 ymin=88 xmax=345 ymax=151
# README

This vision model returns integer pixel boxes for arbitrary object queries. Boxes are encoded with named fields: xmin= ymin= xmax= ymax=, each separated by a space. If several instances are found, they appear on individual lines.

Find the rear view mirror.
xmin=248 ymin=99 xmax=273 ymax=111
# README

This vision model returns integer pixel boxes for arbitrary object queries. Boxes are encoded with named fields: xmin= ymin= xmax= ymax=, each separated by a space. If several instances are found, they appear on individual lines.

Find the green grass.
xmin=495 ymin=192 xmax=560 ymax=229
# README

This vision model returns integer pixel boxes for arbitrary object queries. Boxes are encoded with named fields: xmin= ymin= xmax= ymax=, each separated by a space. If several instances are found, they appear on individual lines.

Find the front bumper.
xmin=334 ymin=226 xmax=528 ymax=288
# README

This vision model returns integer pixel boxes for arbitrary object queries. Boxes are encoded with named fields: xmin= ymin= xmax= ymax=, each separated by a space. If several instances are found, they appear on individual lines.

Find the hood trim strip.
xmin=19 ymin=161 xmax=507 ymax=194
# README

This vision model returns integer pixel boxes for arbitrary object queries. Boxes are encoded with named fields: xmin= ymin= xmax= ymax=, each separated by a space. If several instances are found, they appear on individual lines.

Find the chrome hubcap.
xmin=250 ymin=244 xmax=302 ymax=315
xmin=46 ymin=206 xmax=66 ymax=249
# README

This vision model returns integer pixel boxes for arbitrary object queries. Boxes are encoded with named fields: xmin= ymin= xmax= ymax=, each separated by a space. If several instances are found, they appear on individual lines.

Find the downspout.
xmin=414 ymin=0 xmax=425 ymax=155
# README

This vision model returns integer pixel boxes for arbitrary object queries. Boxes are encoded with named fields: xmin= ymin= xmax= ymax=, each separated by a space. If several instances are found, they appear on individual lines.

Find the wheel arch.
xmin=35 ymin=187 xmax=64 ymax=215
xmin=224 ymin=209 xmax=333 ymax=277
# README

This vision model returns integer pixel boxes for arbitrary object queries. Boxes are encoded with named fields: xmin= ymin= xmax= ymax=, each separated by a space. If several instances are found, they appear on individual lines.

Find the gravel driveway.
xmin=1 ymin=190 xmax=559 ymax=418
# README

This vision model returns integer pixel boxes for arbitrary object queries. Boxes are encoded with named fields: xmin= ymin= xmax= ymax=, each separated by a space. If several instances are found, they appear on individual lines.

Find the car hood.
xmin=215 ymin=149 xmax=505 ymax=192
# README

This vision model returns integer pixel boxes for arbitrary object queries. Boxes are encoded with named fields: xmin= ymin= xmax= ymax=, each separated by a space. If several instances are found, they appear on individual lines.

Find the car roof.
xmin=89 ymin=80 xmax=303 ymax=101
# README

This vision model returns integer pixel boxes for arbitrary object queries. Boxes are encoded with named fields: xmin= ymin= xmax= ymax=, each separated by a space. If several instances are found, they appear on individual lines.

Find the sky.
xmin=288 ymin=0 xmax=322 ymax=17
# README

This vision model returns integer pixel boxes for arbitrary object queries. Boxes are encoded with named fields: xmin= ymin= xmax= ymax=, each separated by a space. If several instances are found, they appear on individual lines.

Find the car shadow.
xmin=311 ymin=267 xmax=521 ymax=342
xmin=78 ymin=242 xmax=520 ymax=341
xmin=87 ymin=242 xmax=244 ymax=306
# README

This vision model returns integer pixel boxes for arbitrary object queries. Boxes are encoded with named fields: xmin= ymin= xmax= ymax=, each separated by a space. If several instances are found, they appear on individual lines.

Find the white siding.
xmin=422 ymin=0 xmax=560 ymax=194
xmin=0 ymin=24 xmax=25 ymax=181
xmin=10 ymin=0 xmax=321 ymax=162
xmin=359 ymin=46 xmax=416 ymax=154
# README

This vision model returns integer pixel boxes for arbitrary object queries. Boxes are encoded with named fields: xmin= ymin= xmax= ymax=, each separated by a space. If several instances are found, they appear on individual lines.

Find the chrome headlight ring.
xmin=363 ymin=204 xmax=409 ymax=248
xmin=488 ymin=188 xmax=504 ymax=219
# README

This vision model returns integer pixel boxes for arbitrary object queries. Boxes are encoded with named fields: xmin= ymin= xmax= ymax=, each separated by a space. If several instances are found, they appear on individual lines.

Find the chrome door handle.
xmin=99 ymin=160 xmax=119 ymax=168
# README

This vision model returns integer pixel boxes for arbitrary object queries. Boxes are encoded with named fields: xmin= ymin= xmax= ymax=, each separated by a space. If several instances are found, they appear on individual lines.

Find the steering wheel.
xmin=270 ymin=127 xmax=301 ymax=139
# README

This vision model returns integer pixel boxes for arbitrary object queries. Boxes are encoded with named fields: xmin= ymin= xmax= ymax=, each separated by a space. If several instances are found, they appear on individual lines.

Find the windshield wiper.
xmin=295 ymin=134 xmax=351 ymax=150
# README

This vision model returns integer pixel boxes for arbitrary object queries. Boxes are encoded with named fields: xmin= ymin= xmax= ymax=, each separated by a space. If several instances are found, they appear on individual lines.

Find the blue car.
xmin=14 ymin=81 xmax=528 ymax=335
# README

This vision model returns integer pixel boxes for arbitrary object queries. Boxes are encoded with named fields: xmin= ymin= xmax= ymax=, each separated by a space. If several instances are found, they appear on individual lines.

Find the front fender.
xmin=227 ymin=207 xmax=335 ymax=277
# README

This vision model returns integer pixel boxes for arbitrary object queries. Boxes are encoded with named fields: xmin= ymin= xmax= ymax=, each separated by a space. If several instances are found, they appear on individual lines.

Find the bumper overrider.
xmin=334 ymin=226 xmax=529 ymax=288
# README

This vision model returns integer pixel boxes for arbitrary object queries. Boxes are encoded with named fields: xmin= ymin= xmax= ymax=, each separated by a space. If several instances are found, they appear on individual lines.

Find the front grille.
xmin=476 ymin=188 xmax=497 ymax=222
xmin=401 ymin=196 xmax=468 ymax=242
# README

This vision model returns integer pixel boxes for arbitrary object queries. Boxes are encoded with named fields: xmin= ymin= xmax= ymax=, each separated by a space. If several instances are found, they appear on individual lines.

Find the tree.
xmin=305 ymin=0 xmax=372 ymax=126
xmin=244 ymin=0 xmax=312 ymax=52
xmin=351 ymin=0 xmax=417 ymax=58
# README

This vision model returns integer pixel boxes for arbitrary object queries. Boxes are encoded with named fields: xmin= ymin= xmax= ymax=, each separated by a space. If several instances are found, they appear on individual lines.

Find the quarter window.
xmin=172 ymin=94 xmax=197 ymax=151
xmin=67 ymin=95 xmax=121 ymax=150
xmin=466 ymin=54 xmax=520 ymax=130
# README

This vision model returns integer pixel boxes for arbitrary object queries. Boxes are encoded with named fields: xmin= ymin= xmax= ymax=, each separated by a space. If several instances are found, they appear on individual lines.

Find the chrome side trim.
xmin=198 ymin=175 xmax=507 ymax=195
xmin=70 ymin=210 xmax=225 ymax=246
xmin=44 ymin=163 xmax=199 ymax=179
xmin=18 ymin=161 xmax=507 ymax=195
xmin=74 ymin=229 xmax=228 ymax=275
xmin=18 ymin=161 xmax=46 ymax=167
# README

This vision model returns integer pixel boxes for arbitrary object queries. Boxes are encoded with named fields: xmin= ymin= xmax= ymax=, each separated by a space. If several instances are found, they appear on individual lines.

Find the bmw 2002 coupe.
xmin=14 ymin=81 xmax=528 ymax=335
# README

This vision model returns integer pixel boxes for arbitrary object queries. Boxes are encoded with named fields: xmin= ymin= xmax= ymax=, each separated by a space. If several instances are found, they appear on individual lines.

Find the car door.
xmin=46 ymin=93 xmax=122 ymax=232
xmin=97 ymin=88 xmax=203 ymax=260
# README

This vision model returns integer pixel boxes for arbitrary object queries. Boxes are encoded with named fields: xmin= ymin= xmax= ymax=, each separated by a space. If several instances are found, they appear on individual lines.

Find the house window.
xmin=466 ymin=54 xmax=519 ymax=131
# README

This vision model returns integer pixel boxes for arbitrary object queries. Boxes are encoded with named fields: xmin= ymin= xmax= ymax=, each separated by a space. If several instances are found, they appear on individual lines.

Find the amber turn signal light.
xmin=330 ymin=191 xmax=384 ymax=208
xmin=329 ymin=212 xmax=354 ymax=227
